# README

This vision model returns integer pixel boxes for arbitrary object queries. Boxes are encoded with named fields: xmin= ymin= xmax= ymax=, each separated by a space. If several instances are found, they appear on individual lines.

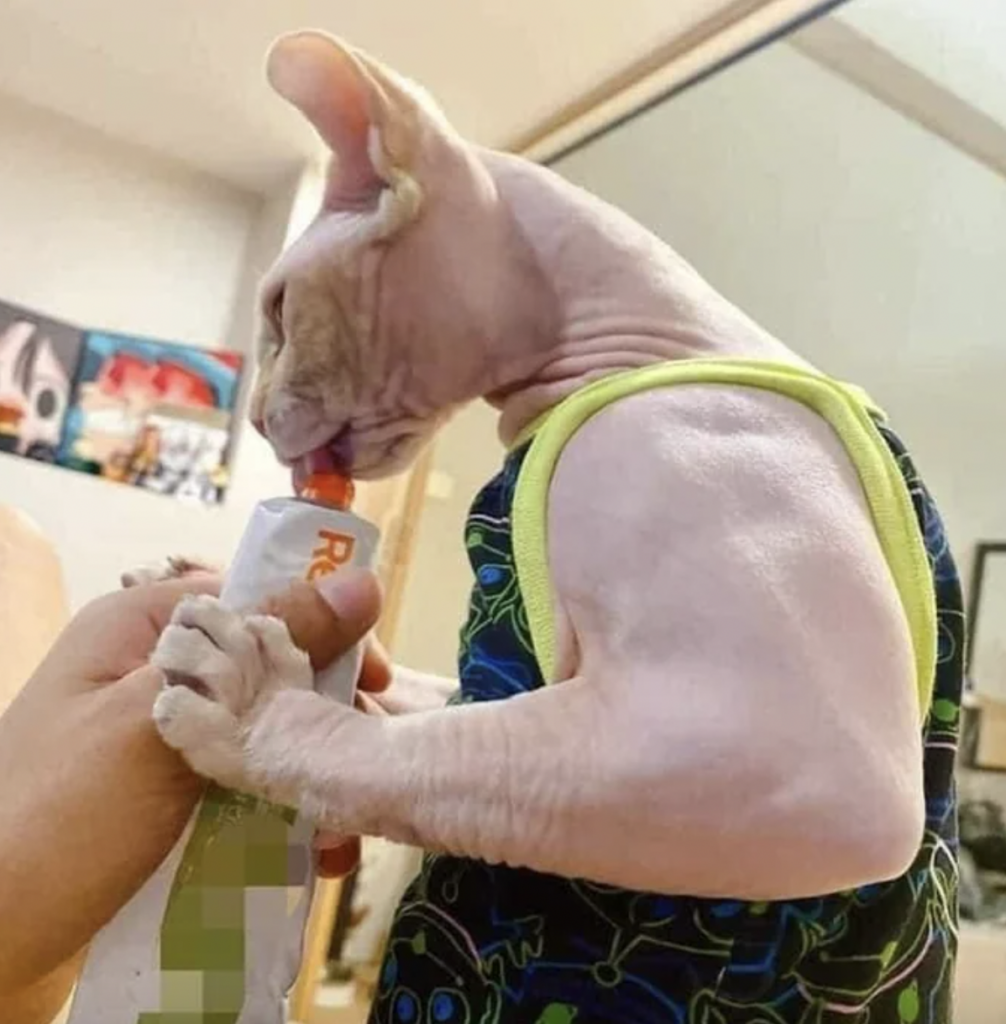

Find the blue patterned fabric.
xmin=370 ymin=419 xmax=963 ymax=1024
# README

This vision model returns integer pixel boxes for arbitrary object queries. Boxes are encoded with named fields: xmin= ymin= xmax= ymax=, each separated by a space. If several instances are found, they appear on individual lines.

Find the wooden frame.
xmin=517 ymin=0 xmax=850 ymax=165
xmin=965 ymin=542 xmax=1006 ymax=676
xmin=791 ymin=17 xmax=1006 ymax=184
xmin=961 ymin=543 xmax=1006 ymax=775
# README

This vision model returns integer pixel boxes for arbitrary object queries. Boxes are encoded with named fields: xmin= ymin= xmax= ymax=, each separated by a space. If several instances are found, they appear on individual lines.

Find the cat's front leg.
xmin=150 ymin=595 xmax=313 ymax=796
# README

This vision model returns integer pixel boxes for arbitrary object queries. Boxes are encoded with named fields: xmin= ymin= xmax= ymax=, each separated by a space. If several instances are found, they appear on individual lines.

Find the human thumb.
xmin=257 ymin=567 xmax=382 ymax=673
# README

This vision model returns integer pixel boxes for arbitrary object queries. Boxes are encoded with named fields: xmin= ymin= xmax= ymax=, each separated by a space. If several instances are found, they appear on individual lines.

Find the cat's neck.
xmin=490 ymin=346 xmax=691 ymax=447
xmin=480 ymin=152 xmax=795 ymax=446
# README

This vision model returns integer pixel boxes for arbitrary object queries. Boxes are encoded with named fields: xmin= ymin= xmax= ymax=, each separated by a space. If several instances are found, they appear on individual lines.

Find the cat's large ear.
xmin=267 ymin=31 xmax=439 ymax=204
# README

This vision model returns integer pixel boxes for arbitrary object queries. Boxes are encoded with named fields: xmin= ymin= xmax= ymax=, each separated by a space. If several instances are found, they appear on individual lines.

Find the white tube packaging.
xmin=68 ymin=496 xmax=379 ymax=1024
xmin=222 ymin=497 xmax=380 ymax=702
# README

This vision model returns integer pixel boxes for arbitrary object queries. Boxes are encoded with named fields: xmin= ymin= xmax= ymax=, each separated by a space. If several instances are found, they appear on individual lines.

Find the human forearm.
xmin=0 ymin=669 xmax=201 ymax=991
xmin=0 ymin=951 xmax=84 ymax=1024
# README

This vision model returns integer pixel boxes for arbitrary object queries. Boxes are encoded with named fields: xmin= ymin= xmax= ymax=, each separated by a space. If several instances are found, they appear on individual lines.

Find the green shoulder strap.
xmin=511 ymin=358 xmax=936 ymax=720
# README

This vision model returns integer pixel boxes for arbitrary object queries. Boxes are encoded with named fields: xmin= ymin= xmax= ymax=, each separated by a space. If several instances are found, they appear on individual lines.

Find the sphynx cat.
xmin=149 ymin=33 xmax=922 ymax=906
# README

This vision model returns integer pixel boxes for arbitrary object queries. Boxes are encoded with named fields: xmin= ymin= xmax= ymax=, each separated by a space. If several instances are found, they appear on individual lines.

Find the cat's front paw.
xmin=151 ymin=594 xmax=313 ymax=792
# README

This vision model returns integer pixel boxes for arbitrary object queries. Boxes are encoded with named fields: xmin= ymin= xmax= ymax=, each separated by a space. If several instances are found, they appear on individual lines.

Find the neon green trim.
xmin=511 ymin=359 xmax=936 ymax=721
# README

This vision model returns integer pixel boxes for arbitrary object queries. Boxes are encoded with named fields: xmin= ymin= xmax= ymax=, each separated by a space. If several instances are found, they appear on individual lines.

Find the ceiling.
xmin=836 ymin=0 xmax=1006 ymax=129
xmin=0 ymin=0 xmax=755 ymax=196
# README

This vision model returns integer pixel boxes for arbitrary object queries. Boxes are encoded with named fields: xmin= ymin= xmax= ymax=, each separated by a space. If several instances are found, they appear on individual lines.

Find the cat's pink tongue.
xmin=292 ymin=447 xmax=337 ymax=494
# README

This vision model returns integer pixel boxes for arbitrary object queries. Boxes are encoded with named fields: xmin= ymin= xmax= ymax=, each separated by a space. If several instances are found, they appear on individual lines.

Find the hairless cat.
xmin=148 ymin=32 xmax=962 ymax=1024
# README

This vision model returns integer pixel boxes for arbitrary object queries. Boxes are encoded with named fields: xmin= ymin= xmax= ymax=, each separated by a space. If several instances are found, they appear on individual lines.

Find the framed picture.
xmin=60 ymin=330 xmax=245 ymax=505
xmin=0 ymin=300 xmax=84 ymax=463
xmin=963 ymin=542 xmax=1006 ymax=773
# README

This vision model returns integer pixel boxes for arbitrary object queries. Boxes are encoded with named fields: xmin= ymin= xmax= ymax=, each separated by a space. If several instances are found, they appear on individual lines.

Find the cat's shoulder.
xmin=546 ymin=379 xmax=859 ymax=503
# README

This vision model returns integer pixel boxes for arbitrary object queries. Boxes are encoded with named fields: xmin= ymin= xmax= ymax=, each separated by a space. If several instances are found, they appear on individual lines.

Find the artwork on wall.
xmin=0 ymin=300 xmax=84 ymax=463
xmin=60 ymin=332 xmax=244 ymax=504
xmin=0 ymin=299 xmax=244 ymax=506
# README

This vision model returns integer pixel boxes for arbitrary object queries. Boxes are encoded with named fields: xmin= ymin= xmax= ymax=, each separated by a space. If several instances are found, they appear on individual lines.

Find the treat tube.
xmin=69 ymin=474 xmax=379 ymax=1024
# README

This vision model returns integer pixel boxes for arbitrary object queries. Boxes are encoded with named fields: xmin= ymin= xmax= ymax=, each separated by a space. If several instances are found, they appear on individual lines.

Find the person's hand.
xmin=0 ymin=571 xmax=385 ymax=1005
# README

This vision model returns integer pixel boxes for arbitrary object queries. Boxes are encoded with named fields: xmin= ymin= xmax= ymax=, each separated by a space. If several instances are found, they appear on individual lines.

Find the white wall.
xmin=0 ymin=93 xmax=305 ymax=610
xmin=552 ymin=42 xmax=1006 ymax=586
xmin=0 ymin=93 xmax=256 ymax=344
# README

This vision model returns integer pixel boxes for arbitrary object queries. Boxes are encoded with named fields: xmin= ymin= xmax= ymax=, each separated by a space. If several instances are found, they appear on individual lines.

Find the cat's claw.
xmin=122 ymin=555 xmax=220 ymax=589
xmin=151 ymin=594 xmax=313 ymax=791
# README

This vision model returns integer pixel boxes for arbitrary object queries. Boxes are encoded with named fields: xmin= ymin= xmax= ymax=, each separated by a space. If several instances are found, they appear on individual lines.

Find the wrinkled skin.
xmin=248 ymin=33 xmax=792 ymax=483
xmin=153 ymin=32 xmax=923 ymax=907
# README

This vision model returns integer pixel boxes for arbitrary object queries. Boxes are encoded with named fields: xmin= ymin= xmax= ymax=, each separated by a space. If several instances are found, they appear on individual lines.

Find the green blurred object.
xmin=139 ymin=786 xmax=299 ymax=1024
xmin=60 ymin=454 xmax=102 ymax=475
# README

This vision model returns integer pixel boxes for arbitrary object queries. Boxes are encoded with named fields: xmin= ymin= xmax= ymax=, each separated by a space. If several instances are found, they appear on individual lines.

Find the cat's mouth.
xmin=290 ymin=424 xmax=418 ymax=490
xmin=291 ymin=426 xmax=352 ymax=492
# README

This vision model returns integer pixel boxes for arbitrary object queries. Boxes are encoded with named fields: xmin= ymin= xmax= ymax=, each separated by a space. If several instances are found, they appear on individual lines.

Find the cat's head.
xmin=250 ymin=32 xmax=556 ymax=482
